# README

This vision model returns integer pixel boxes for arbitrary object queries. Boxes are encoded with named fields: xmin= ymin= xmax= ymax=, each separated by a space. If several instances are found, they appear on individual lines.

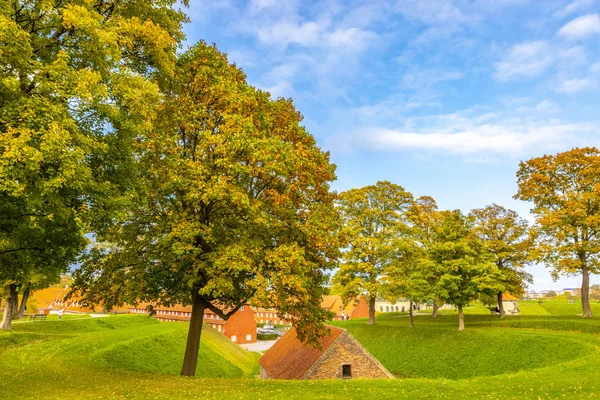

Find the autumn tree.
xmin=421 ymin=210 xmax=501 ymax=331
xmin=0 ymin=1 xmax=188 ymax=330
xmin=71 ymin=43 xmax=341 ymax=377
xmin=470 ymin=204 xmax=533 ymax=317
xmin=333 ymin=181 xmax=414 ymax=325
xmin=515 ymin=147 xmax=600 ymax=317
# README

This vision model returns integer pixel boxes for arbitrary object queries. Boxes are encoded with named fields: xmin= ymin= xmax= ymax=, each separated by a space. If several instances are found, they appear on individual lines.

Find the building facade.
xmin=129 ymin=303 xmax=257 ymax=344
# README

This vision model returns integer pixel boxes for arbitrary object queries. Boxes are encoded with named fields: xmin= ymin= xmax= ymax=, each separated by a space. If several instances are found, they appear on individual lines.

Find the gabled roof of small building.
xmin=259 ymin=326 xmax=345 ymax=379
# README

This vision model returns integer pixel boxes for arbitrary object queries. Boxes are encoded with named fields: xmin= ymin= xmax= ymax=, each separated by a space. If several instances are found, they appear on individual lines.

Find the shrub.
xmin=257 ymin=333 xmax=278 ymax=341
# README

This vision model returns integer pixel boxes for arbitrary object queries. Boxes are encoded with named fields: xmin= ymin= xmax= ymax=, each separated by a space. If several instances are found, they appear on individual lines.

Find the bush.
xmin=257 ymin=333 xmax=278 ymax=341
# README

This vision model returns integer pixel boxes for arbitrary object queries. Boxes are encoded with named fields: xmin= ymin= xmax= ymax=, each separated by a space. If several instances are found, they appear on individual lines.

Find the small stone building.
xmin=259 ymin=325 xmax=394 ymax=380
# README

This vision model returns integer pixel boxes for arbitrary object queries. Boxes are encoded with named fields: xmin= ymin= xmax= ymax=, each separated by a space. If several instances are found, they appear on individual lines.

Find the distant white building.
xmin=561 ymin=288 xmax=579 ymax=296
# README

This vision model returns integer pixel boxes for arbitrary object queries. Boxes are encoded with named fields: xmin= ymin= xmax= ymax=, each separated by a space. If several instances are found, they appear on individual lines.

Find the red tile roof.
xmin=259 ymin=326 xmax=345 ymax=380
xmin=502 ymin=293 xmax=519 ymax=301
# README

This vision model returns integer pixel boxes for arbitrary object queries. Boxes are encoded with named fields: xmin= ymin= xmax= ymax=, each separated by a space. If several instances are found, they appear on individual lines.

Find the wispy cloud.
xmin=338 ymin=116 xmax=594 ymax=157
xmin=556 ymin=77 xmax=597 ymax=93
xmin=494 ymin=41 xmax=553 ymax=81
xmin=555 ymin=0 xmax=597 ymax=18
xmin=557 ymin=13 xmax=600 ymax=39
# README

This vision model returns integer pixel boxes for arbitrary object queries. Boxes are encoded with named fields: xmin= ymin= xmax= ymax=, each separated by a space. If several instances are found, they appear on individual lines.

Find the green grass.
xmin=2 ymin=303 xmax=600 ymax=399
xmin=330 ymin=315 xmax=590 ymax=379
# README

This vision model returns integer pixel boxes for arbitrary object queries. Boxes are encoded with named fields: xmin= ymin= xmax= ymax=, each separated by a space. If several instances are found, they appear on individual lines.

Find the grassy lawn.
xmin=1 ymin=304 xmax=600 ymax=399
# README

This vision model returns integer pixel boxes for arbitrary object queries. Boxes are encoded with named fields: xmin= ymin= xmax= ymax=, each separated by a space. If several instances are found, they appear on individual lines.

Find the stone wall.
xmin=304 ymin=332 xmax=393 ymax=380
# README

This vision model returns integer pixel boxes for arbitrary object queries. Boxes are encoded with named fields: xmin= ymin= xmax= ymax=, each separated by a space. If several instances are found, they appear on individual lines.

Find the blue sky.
xmin=182 ymin=0 xmax=600 ymax=291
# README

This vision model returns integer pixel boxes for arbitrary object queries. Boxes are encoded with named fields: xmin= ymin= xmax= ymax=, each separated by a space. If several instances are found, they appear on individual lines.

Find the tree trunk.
xmin=181 ymin=293 xmax=206 ymax=377
xmin=581 ymin=262 xmax=592 ymax=317
xmin=409 ymin=300 xmax=414 ymax=328
xmin=10 ymin=287 xmax=18 ymax=318
xmin=0 ymin=283 xmax=17 ymax=331
xmin=497 ymin=292 xmax=505 ymax=318
xmin=16 ymin=285 xmax=31 ymax=319
xmin=457 ymin=304 xmax=464 ymax=331
xmin=368 ymin=296 xmax=376 ymax=325
xmin=432 ymin=301 xmax=439 ymax=318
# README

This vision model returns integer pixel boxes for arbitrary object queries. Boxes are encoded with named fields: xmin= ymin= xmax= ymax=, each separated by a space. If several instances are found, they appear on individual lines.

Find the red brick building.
xmin=259 ymin=326 xmax=394 ymax=380
xmin=129 ymin=303 xmax=257 ymax=344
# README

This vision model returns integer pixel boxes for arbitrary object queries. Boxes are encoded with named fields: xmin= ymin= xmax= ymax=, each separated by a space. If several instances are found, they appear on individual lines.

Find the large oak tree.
xmin=516 ymin=147 xmax=600 ymax=317
xmin=72 ymin=43 xmax=341 ymax=377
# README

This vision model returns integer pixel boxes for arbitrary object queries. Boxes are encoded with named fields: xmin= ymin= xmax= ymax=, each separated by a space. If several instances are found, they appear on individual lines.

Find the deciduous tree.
xmin=333 ymin=181 xmax=414 ymax=325
xmin=515 ymin=147 xmax=600 ymax=317
xmin=422 ymin=210 xmax=501 ymax=331
xmin=0 ymin=1 xmax=187 ymax=330
xmin=385 ymin=196 xmax=442 ymax=326
xmin=471 ymin=204 xmax=533 ymax=317
xmin=72 ymin=43 xmax=341 ymax=377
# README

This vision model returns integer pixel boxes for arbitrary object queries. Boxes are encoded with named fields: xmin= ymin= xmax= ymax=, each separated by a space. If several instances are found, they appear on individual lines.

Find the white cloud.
xmin=328 ymin=102 xmax=596 ymax=159
xmin=325 ymin=28 xmax=377 ymax=51
xmin=255 ymin=20 xmax=324 ymax=47
xmin=354 ymin=122 xmax=591 ymax=156
xmin=556 ymin=77 xmax=597 ymax=93
xmin=494 ymin=41 xmax=553 ymax=80
xmin=556 ymin=0 xmax=597 ymax=18
xmin=557 ymin=13 xmax=600 ymax=39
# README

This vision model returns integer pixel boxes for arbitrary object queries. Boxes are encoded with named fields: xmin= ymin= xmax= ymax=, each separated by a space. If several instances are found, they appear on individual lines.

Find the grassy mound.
xmin=101 ymin=324 xmax=258 ymax=378
xmin=333 ymin=316 xmax=590 ymax=379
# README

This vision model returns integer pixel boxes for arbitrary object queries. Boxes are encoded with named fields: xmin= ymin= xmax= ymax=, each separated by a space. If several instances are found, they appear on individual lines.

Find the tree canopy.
xmin=419 ymin=210 xmax=501 ymax=330
xmin=470 ymin=204 xmax=532 ymax=317
xmin=0 ymin=0 xmax=188 ymax=330
xmin=72 ymin=42 xmax=341 ymax=376
xmin=333 ymin=181 xmax=414 ymax=325
xmin=516 ymin=147 xmax=600 ymax=317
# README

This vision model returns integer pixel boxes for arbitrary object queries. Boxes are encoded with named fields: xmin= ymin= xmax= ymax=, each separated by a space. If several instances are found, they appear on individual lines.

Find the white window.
xmin=240 ymin=306 xmax=244 ymax=311
xmin=246 ymin=334 xmax=252 ymax=341
xmin=218 ymin=325 xmax=222 ymax=332
xmin=231 ymin=335 xmax=237 ymax=343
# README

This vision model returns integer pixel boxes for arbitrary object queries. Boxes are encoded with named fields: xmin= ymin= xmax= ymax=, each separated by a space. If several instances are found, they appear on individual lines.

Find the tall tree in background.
xmin=471 ymin=204 xmax=533 ymax=317
xmin=0 ymin=1 xmax=188 ymax=330
xmin=333 ymin=181 xmax=414 ymax=325
xmin=72 ymin=43 xmax=341 ymax=377
xmin=385 ymin=196 xmax=441 ymax=326
xmin=423 ymin=210 xmax=501 ymax=331
xmin=516 ymin=147 xmax=600 ymax=318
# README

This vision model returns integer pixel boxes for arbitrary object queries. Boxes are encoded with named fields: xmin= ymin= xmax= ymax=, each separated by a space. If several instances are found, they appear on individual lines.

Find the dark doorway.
xmin=342 ymin=364 xmax=352 ymax=379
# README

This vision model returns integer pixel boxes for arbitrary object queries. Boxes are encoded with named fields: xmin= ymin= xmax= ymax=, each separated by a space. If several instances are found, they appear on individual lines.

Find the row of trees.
xmin=333 ymin=147 xmax=600 ymax=327
xmin=332 ymin=182 xmax=532 ymax=330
